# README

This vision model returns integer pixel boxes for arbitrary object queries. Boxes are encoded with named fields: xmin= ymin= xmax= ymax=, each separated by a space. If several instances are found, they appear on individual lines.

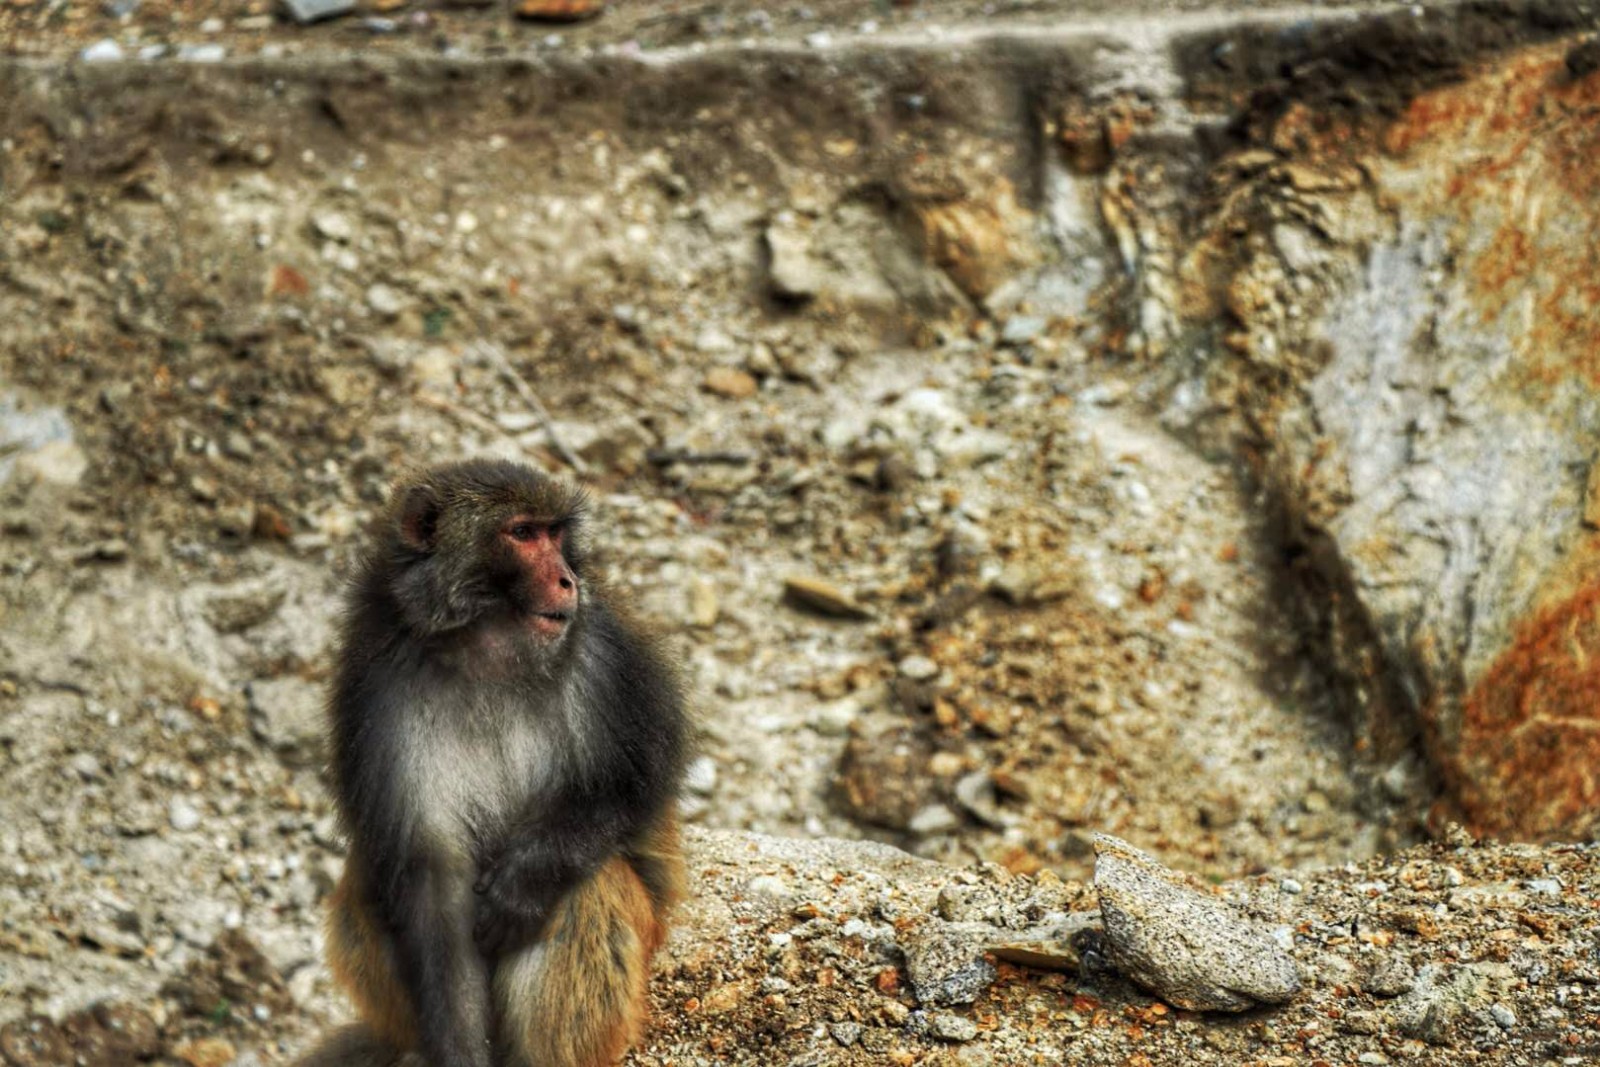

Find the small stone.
xmin=1395 ymin=962 xmax=1512 ymax=1045
xmin=745 ymin=874 xmax=790 ymax=899
xmin=69 ymin=753 xmax=103 ymax=781
xmin=765 ymin=222 xmax=821 ymax=300
xmin=908 ymin=804 xmax=961 ymax=837
xmin=14 ymin=439 xmax=89 ymax=488
xmin=684 ymin=756 xmax=718 ymax=796
xmin=688 ymin=577 xmax=719 ymax=628
xmin=178 ymin=43 xmax=228 ymax=62
xmin=703 ymin=367 xmax=758 ymax=400
xmin=281 ymin=0 xmax=354 ymax=21
xmin=248 ymin=676 xmax=326 ymax=767
xmin=175 ymin=1037 xmax=237 ymax=1067
xmin=203 ymin=581 xmax=287 ymax=633
xmin=311 ymin=210 xmax=353 ymax=243
xmin=1489 ymin=1003 xmax=1516 ymax=1030
xmin=366 ymin=283 xmax=405 ymax=319
xmin=929 ymin=1013 xmax=979 ymax=1042
xmin=169 ymin=797 xmax=203 ymax=833
xmin=1366 ymin=956 xmax=1416 ymax=997
xmin=828 ymin=1021 xmax=863 ymax=1047
xmin=783 ymin=576 xmax=873 ymax=621
xmin=1357 ymin=1054 xmax=1389 ymax=1066
xmin=1280 ymin=878 xmax=1303 ymax=894
xmin=514 ymin=0 xmax=603 ymax=20
xmin=1093 ymin=834 xmax=1300 ymax=1011
xmin=812 ymin=698 xmax=859 ymax=737
xmin=999 ymin=315 xmax=1046 ymax=347
xmin=901 ymin=921 xmax=999 ymax=1007
xmin=953 ymin=771 xmax=1006 ymax=829
xmin=1342 ymin=1010 xmax=1383 ymax=1035
xmin=897 ymin=655 xmax=939 ymax=681
xmin=986 ymin=916 xmax=1100 ymax=973
xmin=81 ymin=38 xmax=126 ymax=62
xmin=694 ymin=326 xmax=736 ymax=354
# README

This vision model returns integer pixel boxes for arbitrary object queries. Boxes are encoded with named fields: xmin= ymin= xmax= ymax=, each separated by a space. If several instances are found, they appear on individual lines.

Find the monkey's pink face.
xmin=502 ymin=515 xmax=579 ymax=640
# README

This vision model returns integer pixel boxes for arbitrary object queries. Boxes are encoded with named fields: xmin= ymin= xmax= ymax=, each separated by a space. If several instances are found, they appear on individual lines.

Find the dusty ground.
xmin=3 ymin=0 xmax=1418 ymax=62
xmin=1 ymin=0 xmax=1595 ymax=1063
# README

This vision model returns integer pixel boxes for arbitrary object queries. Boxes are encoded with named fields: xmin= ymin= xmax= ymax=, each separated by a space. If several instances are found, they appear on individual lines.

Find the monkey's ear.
xmin=398 ymin=485 xmax=442 ymax=552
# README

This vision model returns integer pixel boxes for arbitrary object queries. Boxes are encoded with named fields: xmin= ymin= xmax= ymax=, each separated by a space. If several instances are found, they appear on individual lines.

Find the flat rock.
xmin=1093 ymin=834 xmax=1301 ymax=1012
xmin=247 ymin=676 xmax=326 ymax=767
xmin=281 ymin=0 xmax=355 ymax=22
xmin=765 ymin=221 xmax=822 ymax=300
xmin=901 ymin=920 xmax=1000 ymax=1007
xmin=782 ymin=576 xmax=873 ymax=620
xmin=703 ymin=367 xmax=759 ymax=400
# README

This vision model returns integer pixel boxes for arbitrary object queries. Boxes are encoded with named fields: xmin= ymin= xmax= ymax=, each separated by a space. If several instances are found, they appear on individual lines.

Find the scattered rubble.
xmin=3 ymin=1 xmax=1598 ymax=1062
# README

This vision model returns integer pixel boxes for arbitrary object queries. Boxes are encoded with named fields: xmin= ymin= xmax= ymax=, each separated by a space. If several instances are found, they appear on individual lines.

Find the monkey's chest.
xmin=399 ymin=711 xmax=559 ymax=852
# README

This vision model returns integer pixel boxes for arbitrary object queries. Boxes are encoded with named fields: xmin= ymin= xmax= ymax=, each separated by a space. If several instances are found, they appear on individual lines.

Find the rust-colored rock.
xmin=1456 ymin=578 xmax=1600 ymax=839
xmin=514 ymin=0 xmax=603 ymax=22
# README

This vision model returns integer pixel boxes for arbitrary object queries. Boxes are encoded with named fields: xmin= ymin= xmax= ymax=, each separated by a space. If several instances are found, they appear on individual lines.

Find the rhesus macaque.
xmin=296 ymin=460 xmax=687 ymax=1067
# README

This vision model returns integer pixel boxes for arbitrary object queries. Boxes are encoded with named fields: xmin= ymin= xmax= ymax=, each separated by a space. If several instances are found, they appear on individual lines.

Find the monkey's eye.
xmin=507 ymin=522 xmax=539 ymax=543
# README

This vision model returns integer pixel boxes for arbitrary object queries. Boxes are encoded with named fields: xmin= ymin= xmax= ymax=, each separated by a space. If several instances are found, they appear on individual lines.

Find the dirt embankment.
xmin=3 ymin=2 xmax=1599 ymax=1063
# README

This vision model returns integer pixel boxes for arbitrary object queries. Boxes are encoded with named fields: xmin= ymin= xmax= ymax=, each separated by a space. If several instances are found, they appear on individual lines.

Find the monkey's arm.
xmin=475 ymin=606 xmax=686 ymax=958
xmin=472 ymin=785 xmax=656 ymax=958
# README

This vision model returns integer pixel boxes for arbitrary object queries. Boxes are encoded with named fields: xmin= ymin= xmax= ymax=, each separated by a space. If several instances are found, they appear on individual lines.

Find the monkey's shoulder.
xmin=572 ymin=601 xmax=687 ymax=762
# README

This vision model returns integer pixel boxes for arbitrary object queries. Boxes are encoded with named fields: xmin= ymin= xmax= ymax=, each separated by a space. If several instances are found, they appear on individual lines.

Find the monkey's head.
xmin=376 ymin=460 xmax=590 ymax=653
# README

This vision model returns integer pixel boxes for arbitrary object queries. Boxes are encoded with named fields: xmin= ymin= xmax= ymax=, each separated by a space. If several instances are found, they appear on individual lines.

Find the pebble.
xmin=81 ymin=39 xmax=126 ymax=62
xmin=765 ymin=222 xmax=821 ymax=300
xmin=745 ymin=874 xmax=791 ymax=899
xmin=929 ymin=1013 xmax=979 ymax=1042
xmin=952 ymin=772 xmax=1006 ymax=829
xmin=281 ymin=0 xmax=356 ymax=21
xmin=688 ymin=577 xmax=719 ymax=628
xmin=1365 ymin=956 xmax=1416 ymax=997
xmin=169 ymin=797 xmax=202 ymax=833
xmin=783 ymin=576 xmax=873 ymax=621
xmin=1093 ymin=834 xmax=1300 ymax=1011
xmin=1280 ymin=878 xmax=1303 ymax=894
xmin=684 ymin=756 xmax=718 ymax=796
xmin=908 ymin=804 xmax=961 ymax=837
xmin=828 ymin=1021 xmax=863 ymax=1047
xmin=247 ymin=676 xmax=327 ymax=767
xmin=311 ymin=210 xmax=354 ymax=243
xmin=366 ymin=283 xmax=406 ymax=319
xmin=897 ymin=655 xmax=939 ymax=681
xmin=68 ymin=753 xmax=104 ymax=781
xmin=177 ymin=44 xmax=228 ymax=63
xmin=703 ymin=367 xmax=758 ymax=400
xmin=901 ymin=921 xmax=999 ymax=1007
xmin=694 ymin=326 xmax=736 ymax=355
xmin=999 ymin=315 xmax=1046 ymax=347
xmin=811 ymin=698 xmax=859 ymax=737
xmin=1489 ymin=1003 xmax=1516 ymax=1030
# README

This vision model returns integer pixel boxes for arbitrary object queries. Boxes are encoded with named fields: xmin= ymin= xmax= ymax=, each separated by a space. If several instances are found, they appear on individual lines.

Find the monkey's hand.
xmin=472 ymin=853 xmax=567 ymax=959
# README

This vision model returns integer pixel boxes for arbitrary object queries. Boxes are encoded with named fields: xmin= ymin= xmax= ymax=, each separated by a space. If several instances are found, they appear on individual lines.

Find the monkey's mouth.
xmin=529 ymin=611 xmax=571 ymax=637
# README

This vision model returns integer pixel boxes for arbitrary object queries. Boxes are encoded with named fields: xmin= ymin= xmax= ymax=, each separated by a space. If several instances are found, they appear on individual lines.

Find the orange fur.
xmin=323 ymin=819 xmax=682 ymax=1067
xmin=325 ymin=865 xmax=419 ymax=1051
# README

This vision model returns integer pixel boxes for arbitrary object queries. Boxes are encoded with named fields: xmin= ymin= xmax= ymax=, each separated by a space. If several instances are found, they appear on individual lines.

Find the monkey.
xmin=295 ymin=459 xmax=687 ymax=1067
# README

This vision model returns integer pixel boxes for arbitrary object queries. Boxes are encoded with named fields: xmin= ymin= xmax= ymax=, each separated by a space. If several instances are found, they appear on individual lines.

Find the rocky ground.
xmin=3 ymin=0 xmax=1599 ymax=1063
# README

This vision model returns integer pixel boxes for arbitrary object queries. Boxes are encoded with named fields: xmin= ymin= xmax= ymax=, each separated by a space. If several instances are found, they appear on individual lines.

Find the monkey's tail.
xmin=292 ymin=1024 xmax=416 ymax=1067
